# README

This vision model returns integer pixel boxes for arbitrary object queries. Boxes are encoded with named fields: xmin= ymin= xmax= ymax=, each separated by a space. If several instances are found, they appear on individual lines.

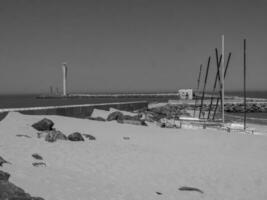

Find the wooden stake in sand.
xmin=199 ymin=57 xmax=211 ymax=119
xmin=244 ymin=39 xmax=247 ymax=130
xmin=193 ymin=64 xmax=203 ymax=117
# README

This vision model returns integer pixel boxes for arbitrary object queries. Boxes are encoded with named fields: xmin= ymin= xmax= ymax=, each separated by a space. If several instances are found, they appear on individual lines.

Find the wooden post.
xmin=244 ymin=39 xmax=247 ymax=130
xmin=221 ymin=35 xmax=225 ymax=124
xmin=193 ymin=64 xmax=203 ymax=117
xmin=199 ymin=57 xmax=211 ymax=119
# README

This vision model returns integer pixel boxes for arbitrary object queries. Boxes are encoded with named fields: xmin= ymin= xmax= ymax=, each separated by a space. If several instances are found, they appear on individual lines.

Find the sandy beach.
xmin=1 ymin=112 xmax=267 ymax=200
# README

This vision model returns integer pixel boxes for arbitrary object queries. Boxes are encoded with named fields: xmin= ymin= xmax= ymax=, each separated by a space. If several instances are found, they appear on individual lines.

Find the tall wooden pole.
xmin=244 ymin=39 xmax=247 ymax=130
xmin=207 ymin=50 xmax=222 ymax=119
xmin=221 ymin=35 xmax=225 ymax=124
xmin=199 ymin=57 xmax=211 ymax=119
xmin=193 ymin=64 xmax=203 ymax=117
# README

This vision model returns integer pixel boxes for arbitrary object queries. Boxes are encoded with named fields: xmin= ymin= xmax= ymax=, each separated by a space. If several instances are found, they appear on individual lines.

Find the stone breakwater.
xmin=224 ymin=103 xmax=267 ymax=113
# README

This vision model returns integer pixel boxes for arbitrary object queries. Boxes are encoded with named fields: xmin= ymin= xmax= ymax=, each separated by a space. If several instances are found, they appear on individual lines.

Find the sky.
xmin=0 ymin=0 xmax=267 ymax=94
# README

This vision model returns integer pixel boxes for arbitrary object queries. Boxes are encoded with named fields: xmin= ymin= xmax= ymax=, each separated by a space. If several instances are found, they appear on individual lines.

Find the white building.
xmin=178 ymin=89 xmax=193 ymax=100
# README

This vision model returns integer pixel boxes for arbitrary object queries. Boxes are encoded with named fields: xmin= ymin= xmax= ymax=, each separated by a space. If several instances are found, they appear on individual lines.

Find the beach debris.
xmin=0 ymin=156 xmax=11 ymax=166
xmin=178 ymin=186 xmax=204 ymax=194
xmin=87 ymin=116 xmax=106 ymax=121
xmin=32 ymin=153 xmax=43 ymax=160
xmin=107 ymin=111 xmax=124 ymax=122
xmin=155 ymin=192 xmax=162 ymax=195
xmin=45 ymin=130 xmax=67 ymax=142
xmin=68 ymin=132 xmax=84 ymax=141
xmin=16 ymin=134 xmax=31 ymax=138
xmin=123 ymin=136 xmax=130 ymax=140
xmin=0 ymin=170 xmax=10 ymax=181
xmin=32 ymin=118 xmax=54 ymax=131
xmin=83 ymin=134 xmax=96 ymax=140
xmin=32 ymin=162 xmax=46 ymax=167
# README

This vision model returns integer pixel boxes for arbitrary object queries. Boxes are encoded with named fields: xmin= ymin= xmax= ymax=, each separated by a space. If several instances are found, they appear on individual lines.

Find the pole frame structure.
xmin=199 ymin=56 xmax=211 ymax=119
xmin=193 ymin=64 xmax=203 ymax=117
xmin=207 ymin=50 xmax=222 ymax=120
xmin=212 ymin=52 xmax=232 ymax=120
xmin=244 ymin=39 xmax=247 ymax=130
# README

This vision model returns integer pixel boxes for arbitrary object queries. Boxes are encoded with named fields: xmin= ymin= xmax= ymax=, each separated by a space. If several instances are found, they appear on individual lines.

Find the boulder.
xmin=0 ymin=170 xmax=10 ymax=181
xmin=68 ymin=132 xmax=84 ymax=141
xmin=0 ymin=180 xmax=31 ymax=199
xmin=45 ymin=130 xmax=67 ymax=142
xmin=107 ymin=111 xmax=124 ymax=122
xmin=32 ymin=118 xmax=54 ymax=131
xmin=83 ymin=134 xmax=96 ymax=140
xmin=87 ymin=116 xmax=106 ymax=121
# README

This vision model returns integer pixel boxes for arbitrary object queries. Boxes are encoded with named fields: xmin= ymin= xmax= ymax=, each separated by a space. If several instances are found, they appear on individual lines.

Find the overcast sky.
xmin=0 ymin=0 xmax=266 ymax=94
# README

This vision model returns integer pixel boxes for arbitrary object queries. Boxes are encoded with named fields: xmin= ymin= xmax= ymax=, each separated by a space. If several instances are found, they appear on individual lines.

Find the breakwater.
xmin=0 ymin=101 xmax=148 ymax=121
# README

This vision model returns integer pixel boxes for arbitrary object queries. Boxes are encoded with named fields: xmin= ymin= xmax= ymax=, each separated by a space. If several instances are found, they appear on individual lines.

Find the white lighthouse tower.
xmin=62 ymin=63 xmax=68 ymax=96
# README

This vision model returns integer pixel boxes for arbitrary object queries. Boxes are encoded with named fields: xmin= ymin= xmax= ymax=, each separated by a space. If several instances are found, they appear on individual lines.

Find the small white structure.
xmin=178 ymin=89 xmax=193 ymax=100
xmin=62 ymin=63 xmax=68 ymax=96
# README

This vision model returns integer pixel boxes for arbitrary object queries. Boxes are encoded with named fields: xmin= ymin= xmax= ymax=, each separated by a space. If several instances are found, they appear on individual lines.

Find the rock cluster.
xmin=225 ymin=103 xmax=267 ymax=113
xmin=32 ymin=118 xmax=96 ymax=143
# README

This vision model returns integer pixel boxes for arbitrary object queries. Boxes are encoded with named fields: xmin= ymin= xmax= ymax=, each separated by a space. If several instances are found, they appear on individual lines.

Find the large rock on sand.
xmin=32 ymin=118 xmax=54 ymax=131
xmin=68 ymin=132 xmax=84 ymax=141
xmin=0 ymin=170 xmax=10 ymax=181
xmin=107 ymin=111 xmax=124 ymax=122
xmin=45 ymin=130 xmax=67 ymax=142
xmin=0 ymin=180 xmax=45 ymax=200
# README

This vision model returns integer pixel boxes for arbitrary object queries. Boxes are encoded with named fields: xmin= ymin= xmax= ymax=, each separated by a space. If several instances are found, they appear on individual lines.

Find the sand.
xmin=1 ymin=112 xmax=267 ymax=200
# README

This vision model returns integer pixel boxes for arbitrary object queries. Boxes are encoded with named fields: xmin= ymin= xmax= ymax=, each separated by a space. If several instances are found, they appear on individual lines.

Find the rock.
xmin=0 ymin=180 xmax=31 ymax=199
xmin=68 ymin=132 xmax=84 ymax=141
xmin=83 ymin=134 xmax=96 ymax=140
xmin=178 ymin=186 xmax=204 ymax=194
xmin=32 ymin=162 xmax=46 ymax=167
xmin=32 ymin=118 xmax=54 ymax=131
xmin=0 ymin=170 xmax=10 ymax=181
xmin=0 ymin=156 xmax=11 ymax=166
xmin=32 ymin=154 xmax=43 ymax=160
xmin=107 ymin=111 xmax=124 ymax=122
xmin=86 ymin=116 xmax=106 ymax=121
xmin=122 ymin=115 xmax=141 ymax=120
xmin=156 ymin=192 xmax=162 ymax=195
xmin=16 ymin=134 xmax=31 ymax=138
xmin=45 ymin=130 xmax=67 ymax=142
xmin=122 ymin=119 xmax=147 ymax=126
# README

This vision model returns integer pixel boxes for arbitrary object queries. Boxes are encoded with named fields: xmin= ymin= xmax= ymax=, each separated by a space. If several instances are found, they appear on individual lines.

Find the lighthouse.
xmin=62 ymin=63 xmax=68 ymax=96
